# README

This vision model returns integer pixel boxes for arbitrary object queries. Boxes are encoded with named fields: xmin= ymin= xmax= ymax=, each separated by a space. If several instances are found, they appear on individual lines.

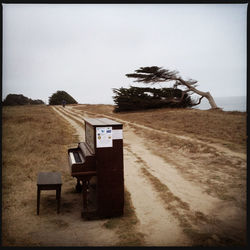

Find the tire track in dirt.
xmin=60 ymin=106 xmax=95 ymax=121
xmin=52 ymin=106 xmax=192 ymax=246
xmin=52 ymin=106 xmax=85 ymax=141
xmin=123 ymin=143 xmax=191 ymax=246
xmin=68 ymin=106 xmax=245 ymax=160
xmin=57 ymin=107 xmax=87 ymax=124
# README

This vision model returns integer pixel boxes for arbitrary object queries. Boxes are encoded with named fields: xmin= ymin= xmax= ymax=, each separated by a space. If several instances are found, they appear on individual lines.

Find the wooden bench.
xmin=37 ymin=172 xmax=62 ymax=215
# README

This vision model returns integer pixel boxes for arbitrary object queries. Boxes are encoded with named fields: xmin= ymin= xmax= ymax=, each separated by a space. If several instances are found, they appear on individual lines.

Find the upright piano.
xmin=68 ymin=117 xmax=124 ymax=219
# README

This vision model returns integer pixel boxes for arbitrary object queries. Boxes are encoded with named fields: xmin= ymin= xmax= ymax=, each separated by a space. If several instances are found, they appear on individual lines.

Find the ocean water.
xmin=194 ymin=96 xmax=246 ymax=112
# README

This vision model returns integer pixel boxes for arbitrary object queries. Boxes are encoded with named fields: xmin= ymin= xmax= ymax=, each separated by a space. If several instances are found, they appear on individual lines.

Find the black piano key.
xmin=73 ymin=151 xmax=82 ymax=163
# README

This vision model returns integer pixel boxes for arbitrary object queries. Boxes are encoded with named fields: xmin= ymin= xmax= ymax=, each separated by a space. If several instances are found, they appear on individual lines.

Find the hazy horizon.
xmin=2 ymin=4 xmax=247 ymax=105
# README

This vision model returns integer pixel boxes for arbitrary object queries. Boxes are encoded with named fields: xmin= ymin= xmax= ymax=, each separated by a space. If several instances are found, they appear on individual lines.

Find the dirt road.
xmin=52 ymin=105 xmax=246 ymax=246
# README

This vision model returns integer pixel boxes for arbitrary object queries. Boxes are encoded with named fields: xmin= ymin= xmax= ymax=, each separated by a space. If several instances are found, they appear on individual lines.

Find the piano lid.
xmin=84 ymin=117 xmax=122 ymax=126
xmin=78 ymin=142 xmax=95 ymax=157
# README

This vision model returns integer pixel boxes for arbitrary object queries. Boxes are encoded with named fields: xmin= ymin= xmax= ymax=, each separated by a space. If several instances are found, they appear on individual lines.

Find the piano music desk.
xmin=37 ymin=172 xmax=62 ymax=215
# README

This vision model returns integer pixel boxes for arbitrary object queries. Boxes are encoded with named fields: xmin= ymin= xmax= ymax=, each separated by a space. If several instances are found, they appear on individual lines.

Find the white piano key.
xmin=69 ymin=152 xmax=76 ymax=164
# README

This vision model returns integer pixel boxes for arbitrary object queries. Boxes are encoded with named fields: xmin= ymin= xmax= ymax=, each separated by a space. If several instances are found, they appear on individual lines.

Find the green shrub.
xmin=48 ymin=91 xmax=78 ymax=105
xmin=3 ymin=94 xmax=44 ymax=106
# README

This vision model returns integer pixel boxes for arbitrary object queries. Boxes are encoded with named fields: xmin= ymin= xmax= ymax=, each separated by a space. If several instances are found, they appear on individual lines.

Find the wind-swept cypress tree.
xmin=126 ymin=66 xmax=219 ymax=109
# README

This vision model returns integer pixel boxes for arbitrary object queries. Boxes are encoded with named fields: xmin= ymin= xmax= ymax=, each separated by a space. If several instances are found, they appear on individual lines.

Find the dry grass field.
xmin=1 ymin=104 xmax=247 ymax=246
xmin=2 ymin=105 xmax=142 ymax=246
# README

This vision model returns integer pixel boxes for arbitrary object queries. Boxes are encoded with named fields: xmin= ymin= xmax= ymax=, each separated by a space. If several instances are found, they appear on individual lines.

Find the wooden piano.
xmin=68 ymin=117 xmax=124 ymax=219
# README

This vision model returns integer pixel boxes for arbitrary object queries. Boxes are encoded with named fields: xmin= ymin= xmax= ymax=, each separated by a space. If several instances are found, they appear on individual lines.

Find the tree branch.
xmin=191 ymin=96 xmax=205 ymax=106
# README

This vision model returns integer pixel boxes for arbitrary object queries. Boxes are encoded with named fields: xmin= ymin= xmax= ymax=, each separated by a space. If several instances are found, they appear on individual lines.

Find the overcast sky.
xmin=2 ymin=3 xmax=247 ymax=104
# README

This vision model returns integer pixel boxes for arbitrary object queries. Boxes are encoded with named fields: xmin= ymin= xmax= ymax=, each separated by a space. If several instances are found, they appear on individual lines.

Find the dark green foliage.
xmin=48 ymin=90 xmax=78 ymax=105
xmin=30 ymin=99 xmax=45 ymax=105
xmin=2 ymin=94 xmax=44 ymax=106
xmin=113 ymin=87 xmax=194 ymax=112
xmin=126 ymin=66 xmax=180 ymax=84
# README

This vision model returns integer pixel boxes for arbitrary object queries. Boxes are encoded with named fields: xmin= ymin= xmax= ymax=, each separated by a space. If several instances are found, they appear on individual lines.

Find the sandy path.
xmin=52 ymin=107 xmax=85 ymax=141
xmin=123 ymin=145 xmax=190 ymax=246
xmin=53 ymin=106 xmax=191 ymax=246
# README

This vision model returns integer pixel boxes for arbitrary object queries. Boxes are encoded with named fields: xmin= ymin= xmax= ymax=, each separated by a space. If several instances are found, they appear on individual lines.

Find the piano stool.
xmin=37 ymin=172 xmax=62 ymax=215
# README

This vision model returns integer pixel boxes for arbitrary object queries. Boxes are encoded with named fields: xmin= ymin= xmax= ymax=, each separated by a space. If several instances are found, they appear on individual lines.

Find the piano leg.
xmin=75 ymin=179 xmax=82 ymax=193
xmin=82 ymin=180 xmax=88 ymax=213
xmin=80 ymin=176 xmax=97 ymax=220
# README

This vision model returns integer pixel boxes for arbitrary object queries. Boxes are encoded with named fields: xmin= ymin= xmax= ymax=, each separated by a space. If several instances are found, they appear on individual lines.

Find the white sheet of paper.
xmin=112 ymin=129 xmax=123 ymax=140
xmin=96 ymin=127 xmax=113 ymax=148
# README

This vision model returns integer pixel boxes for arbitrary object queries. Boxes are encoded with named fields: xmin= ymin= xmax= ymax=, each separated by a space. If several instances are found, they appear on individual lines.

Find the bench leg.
xmin=37 ymin=187 xmax=40 ymax=215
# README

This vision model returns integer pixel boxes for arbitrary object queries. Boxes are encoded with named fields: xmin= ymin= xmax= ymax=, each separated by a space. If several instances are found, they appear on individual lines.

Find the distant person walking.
xmin=62 ymin=100 xmax=66 ymax=108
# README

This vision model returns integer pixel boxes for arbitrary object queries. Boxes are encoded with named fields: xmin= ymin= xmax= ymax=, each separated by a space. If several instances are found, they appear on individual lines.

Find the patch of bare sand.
xmin=26 ymin=195 xmax=118 ymax=246
xmin=124 ymin=146 xmax=191 ymax=246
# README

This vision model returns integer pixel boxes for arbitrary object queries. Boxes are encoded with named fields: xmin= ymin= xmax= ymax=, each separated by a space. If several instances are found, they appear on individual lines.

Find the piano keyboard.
xmin=69 ymin=151 xmax=82 ymax=164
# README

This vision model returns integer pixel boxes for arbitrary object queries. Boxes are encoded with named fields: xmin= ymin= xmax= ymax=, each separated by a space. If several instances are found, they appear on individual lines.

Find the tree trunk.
xmin=204 ymin=92 xmax=220 ymax=109
xmin=176 ymin=78 xmax=220 ymax=109
xmin=191 ymin=96 xmax=204 ymax=106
